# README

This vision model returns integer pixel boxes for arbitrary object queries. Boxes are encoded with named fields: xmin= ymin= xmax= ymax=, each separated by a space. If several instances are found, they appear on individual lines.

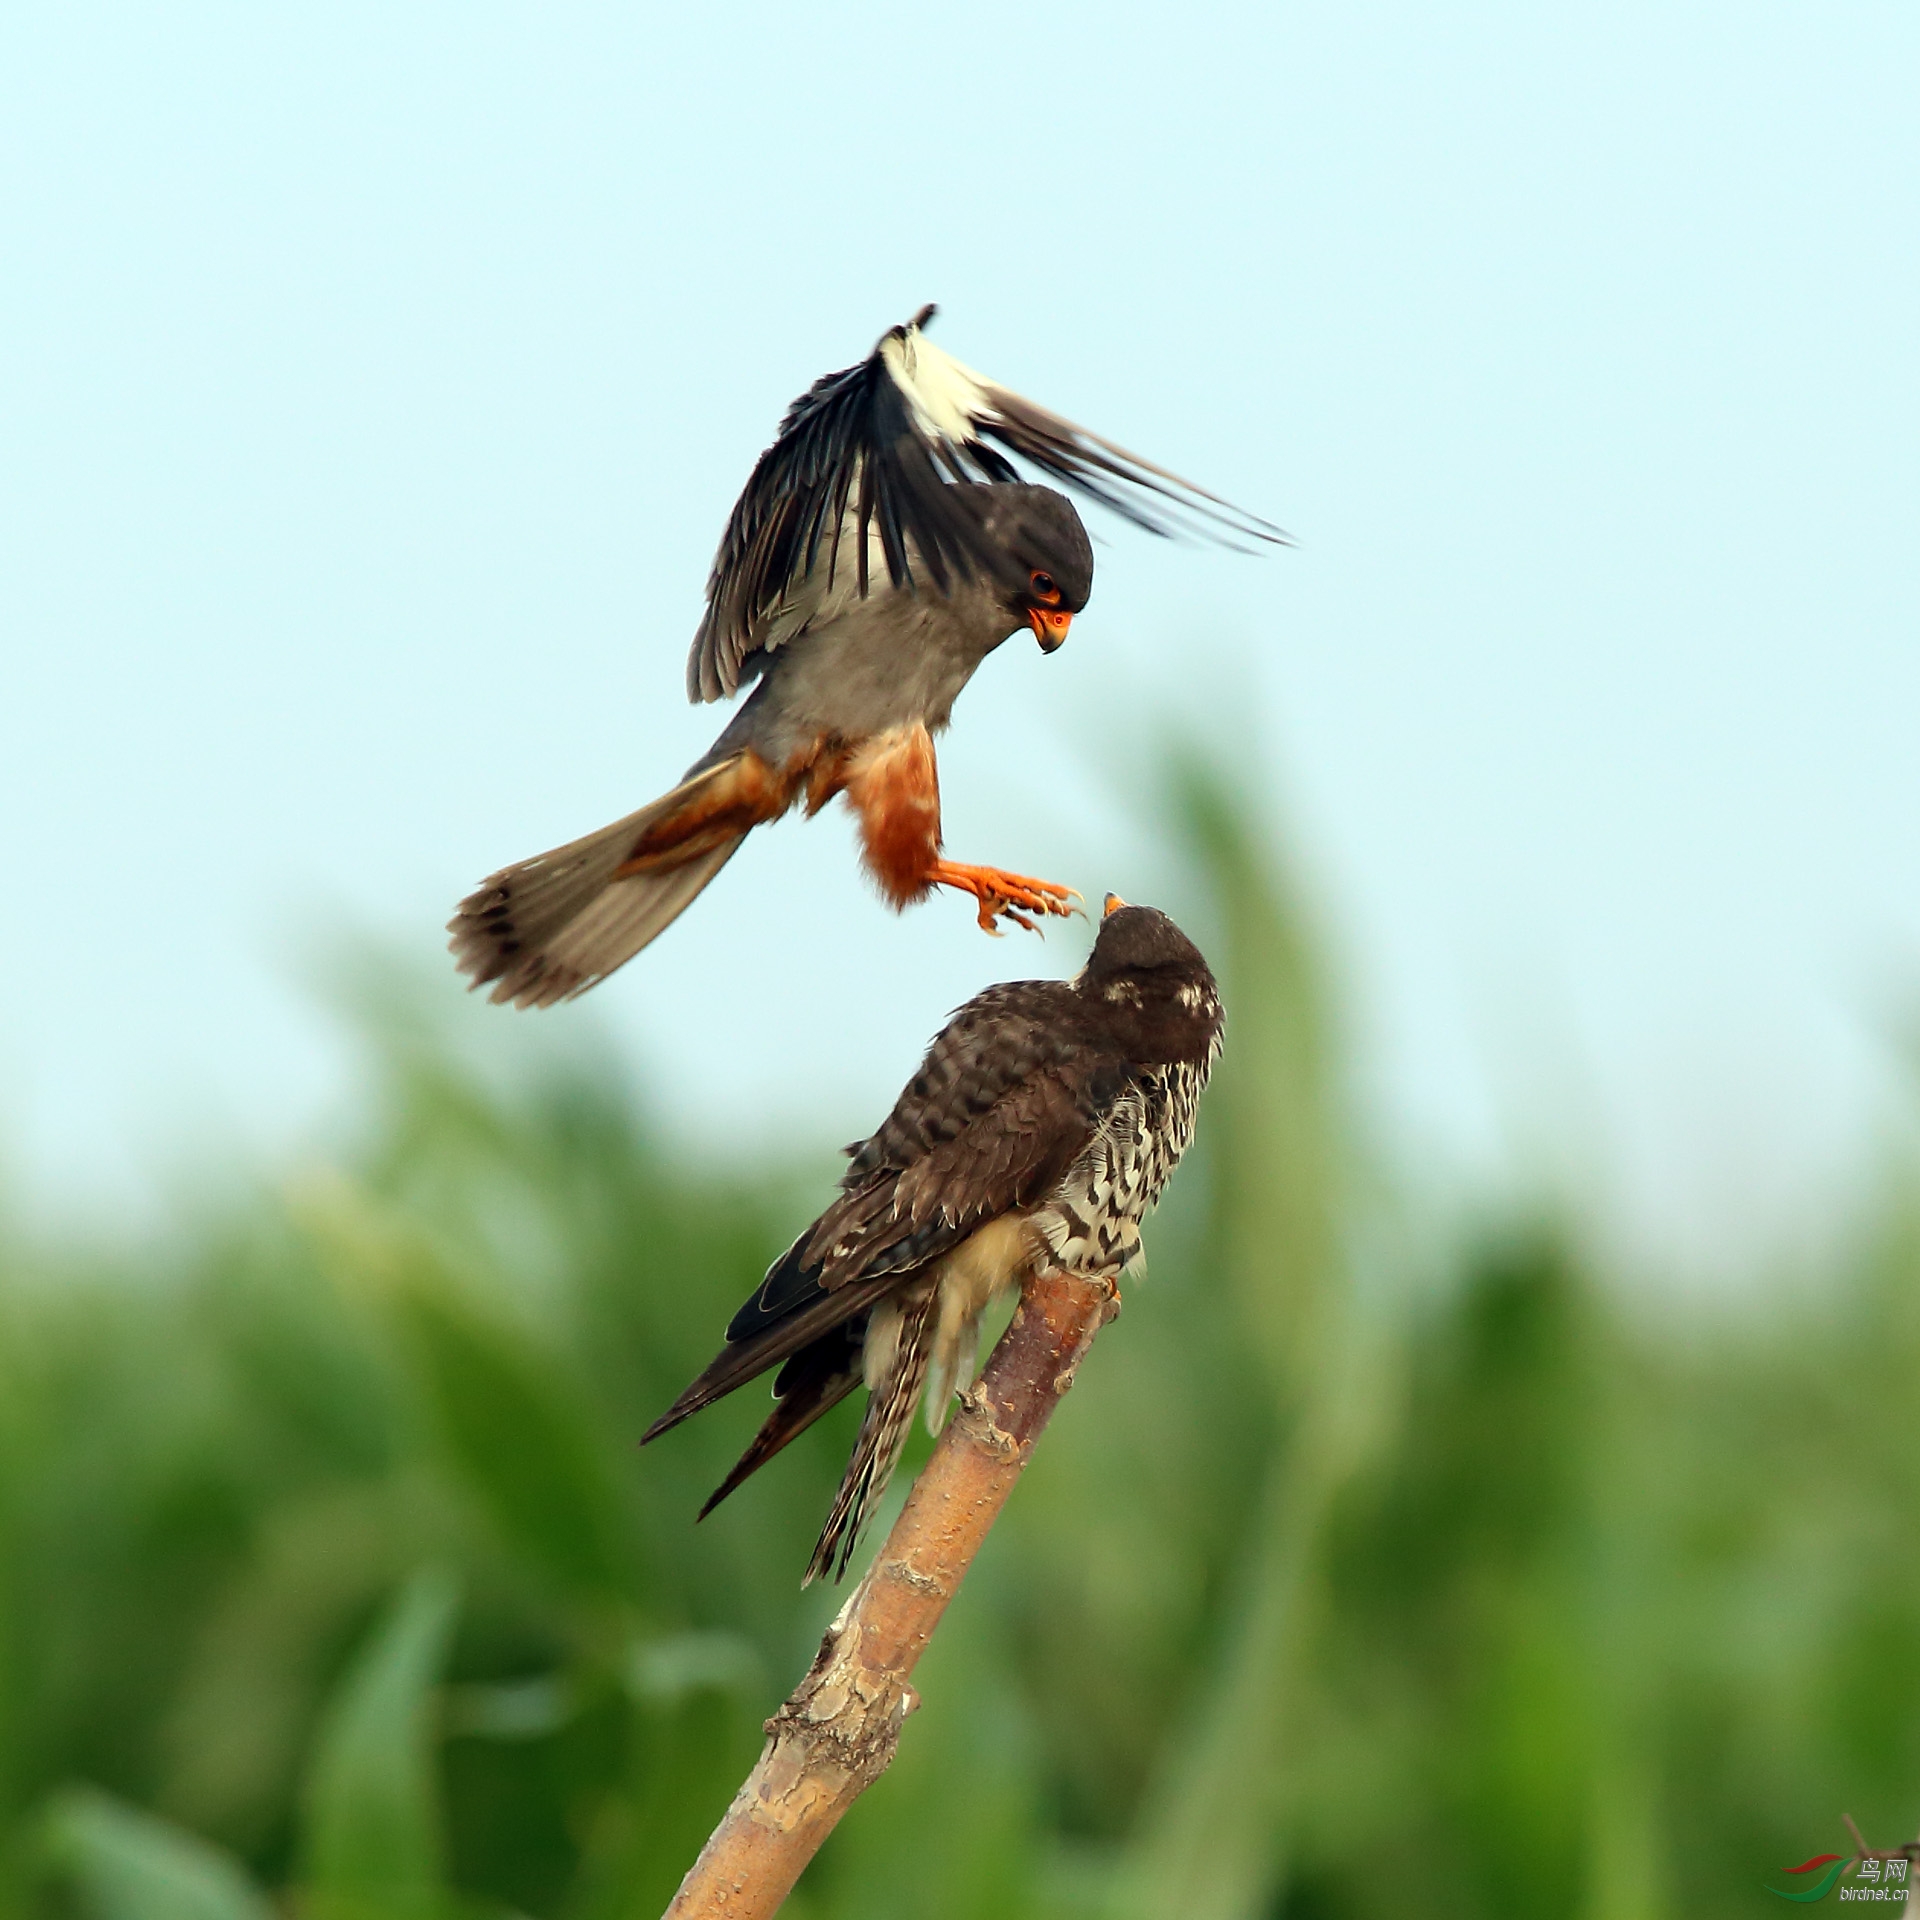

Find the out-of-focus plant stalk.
xmin=1119 ymin=756 xmax=1368 ymax=1920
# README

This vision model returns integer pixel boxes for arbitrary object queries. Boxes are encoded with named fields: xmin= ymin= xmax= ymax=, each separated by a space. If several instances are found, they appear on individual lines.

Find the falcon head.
xmin=958 ymin=485 xmax=1093 ymax=654
xmin=1082 ymin=899 xmax=1224 ymax=1063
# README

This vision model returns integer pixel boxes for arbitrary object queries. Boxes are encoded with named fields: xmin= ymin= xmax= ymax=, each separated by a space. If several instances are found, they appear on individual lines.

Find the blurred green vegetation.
xmin=3 ymin=764 xmax=1917 ymax=1918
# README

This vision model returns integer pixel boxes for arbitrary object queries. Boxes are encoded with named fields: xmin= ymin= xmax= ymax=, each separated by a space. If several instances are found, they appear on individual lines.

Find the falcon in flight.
xmin=450 ymin=307 xmax=1281 ymax=1007
xmin=641 ymin=899 xmax=1224 ymax=1583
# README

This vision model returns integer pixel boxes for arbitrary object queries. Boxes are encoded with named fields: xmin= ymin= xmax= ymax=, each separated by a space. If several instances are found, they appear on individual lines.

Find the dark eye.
xmin=1030 ymin=569 xmax=1060 ymax=602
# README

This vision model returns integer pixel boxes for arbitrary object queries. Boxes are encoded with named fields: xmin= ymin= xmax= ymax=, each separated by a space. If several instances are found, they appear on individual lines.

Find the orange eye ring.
xmin=1029 ymin=569 xmax=1062 ymax=607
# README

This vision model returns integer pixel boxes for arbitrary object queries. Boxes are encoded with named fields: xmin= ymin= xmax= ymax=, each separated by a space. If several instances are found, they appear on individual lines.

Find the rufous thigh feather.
xmin=840 ymin=724 xmax=945 ymax=910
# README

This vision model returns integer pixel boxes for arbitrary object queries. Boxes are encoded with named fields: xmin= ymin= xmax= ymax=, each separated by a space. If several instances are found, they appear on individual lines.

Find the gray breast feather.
xmin=706 ymin=570 xmax=1019 ymax=769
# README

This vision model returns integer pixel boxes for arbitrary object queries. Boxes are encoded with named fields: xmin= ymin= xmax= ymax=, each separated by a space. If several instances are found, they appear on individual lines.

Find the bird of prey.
xmin=641 ymin=899 xmax=1224 ymax=1584
xmin=450 ymin=307 xmax=1281 ymax=1007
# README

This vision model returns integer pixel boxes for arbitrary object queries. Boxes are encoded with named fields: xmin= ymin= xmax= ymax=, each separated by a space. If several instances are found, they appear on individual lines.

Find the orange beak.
xmin=1028 ymin=606 xmax=1073 ymax=653
xmin=1102 ymin=893 xmax=1127 ymax=918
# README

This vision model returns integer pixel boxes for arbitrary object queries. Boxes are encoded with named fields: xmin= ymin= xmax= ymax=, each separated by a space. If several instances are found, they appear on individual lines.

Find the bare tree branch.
xmin=663 ymin=1265 xmax=1120 ymax=1919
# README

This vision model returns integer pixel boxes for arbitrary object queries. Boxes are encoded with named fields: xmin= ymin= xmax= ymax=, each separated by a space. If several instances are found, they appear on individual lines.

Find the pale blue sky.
xmin=3 ymin=4 xmax=1916 ymax=1276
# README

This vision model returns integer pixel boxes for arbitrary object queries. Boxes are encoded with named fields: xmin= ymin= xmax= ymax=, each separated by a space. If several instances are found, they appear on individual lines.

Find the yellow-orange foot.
xmin=930 ymin=860 xmax=1080 ymax=935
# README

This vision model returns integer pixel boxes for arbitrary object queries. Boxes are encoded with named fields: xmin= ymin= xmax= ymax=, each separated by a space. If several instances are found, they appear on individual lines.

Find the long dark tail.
xmin=695 ymin=1317 xmax=869 ymax=1521
xmin=641 ymin=1229 xmax=898 ymax=1532
xmin=805 ymin=1288 xmax=937 ymax=1587
xmin=448 ymin=751 xmax=786 ymax=1007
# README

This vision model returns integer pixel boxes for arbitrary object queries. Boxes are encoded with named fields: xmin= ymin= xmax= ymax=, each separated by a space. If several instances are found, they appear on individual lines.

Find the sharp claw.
xmin=940 ymin=864 xmax=1080 ymax=933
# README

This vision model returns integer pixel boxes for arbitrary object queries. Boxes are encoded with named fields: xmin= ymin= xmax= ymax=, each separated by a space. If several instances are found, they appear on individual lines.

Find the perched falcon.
xmin=641 ymin=899 xmax=1224 ymax=1583
xmin=450 ymin=307 xmax=1281 ymax=1007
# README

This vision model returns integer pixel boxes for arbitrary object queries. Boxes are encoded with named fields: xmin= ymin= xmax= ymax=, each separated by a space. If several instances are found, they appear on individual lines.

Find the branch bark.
xmin=662 ymin=1264 xmax=1119 ymax=1919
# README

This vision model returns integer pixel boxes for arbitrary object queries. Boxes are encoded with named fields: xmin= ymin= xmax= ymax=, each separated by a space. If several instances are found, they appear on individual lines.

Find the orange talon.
xmin=929 ymin=860 xmax=1078 ymax=934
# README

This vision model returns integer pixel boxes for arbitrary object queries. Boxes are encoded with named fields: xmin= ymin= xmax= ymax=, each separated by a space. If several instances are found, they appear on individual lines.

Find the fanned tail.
xmin=805 ymin=1289 xmax=937 ymax=1587
xmin=448 ymin=751 xmax=788 ymax=1007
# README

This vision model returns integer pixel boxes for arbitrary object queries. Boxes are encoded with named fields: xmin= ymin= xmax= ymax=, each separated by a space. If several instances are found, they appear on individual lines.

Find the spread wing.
xmin=640 ymin=980 xmax=1123 ymax=1444
xmin=687 ymin=304 xmax=1289 ymax=702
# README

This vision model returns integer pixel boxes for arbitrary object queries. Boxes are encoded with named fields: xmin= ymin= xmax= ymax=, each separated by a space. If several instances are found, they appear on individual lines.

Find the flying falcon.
xmin=641 ymin=899 xmax=1224 ymax=1583
xmin=449 ymin=307 xmax=1281 ymax=1007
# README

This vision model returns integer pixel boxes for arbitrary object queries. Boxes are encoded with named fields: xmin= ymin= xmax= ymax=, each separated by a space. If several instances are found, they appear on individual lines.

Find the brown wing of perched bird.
xmin=449 ymin=309 xmax=1285 ymax=1008
xmin=642 ymin=901 xmax=1225 ymax=1584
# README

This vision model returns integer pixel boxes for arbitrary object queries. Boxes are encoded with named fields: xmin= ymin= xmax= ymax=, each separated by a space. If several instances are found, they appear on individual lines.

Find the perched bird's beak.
xmin=1103 ymin=893 xmax=1127 ymax=918
xmin=1028 ymin=606 xmax=1073 ymax=653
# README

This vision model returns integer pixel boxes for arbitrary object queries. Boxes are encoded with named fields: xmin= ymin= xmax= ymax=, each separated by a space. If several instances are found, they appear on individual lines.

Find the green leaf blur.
xmin=301 ymin=1568 xmax=459 ymax=1920
xmin=41 ymin=1790 xmax=275 ymax=1920
xmin=2 ymin=763 xmax=1913 ymax=1917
